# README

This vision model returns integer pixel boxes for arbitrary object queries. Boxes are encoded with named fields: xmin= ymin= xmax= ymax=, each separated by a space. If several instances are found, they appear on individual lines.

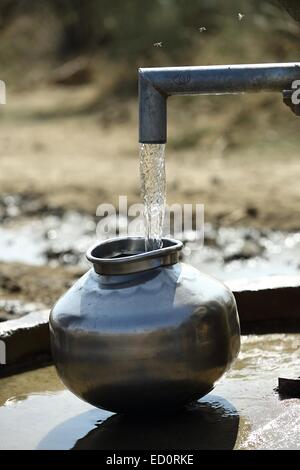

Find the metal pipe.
xmin=139 ymin=62 xmax=300 ymax=143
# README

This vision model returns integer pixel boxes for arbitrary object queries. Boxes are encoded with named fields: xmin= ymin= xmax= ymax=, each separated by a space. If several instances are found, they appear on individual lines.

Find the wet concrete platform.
xmin=0 ymin=334 xmax=299 ymax=450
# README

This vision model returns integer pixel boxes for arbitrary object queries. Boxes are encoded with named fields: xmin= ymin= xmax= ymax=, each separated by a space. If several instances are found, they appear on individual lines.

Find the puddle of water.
xmin=227 ymin=334 xmax=300 ymax=380
xmin=0 ymin=366 xmax=62 ymax=406
xmin=0 ymin=211 xmax=97 ymax=268
xmin=0 ymin=334 xmax=299 ymax=449
xmin=0 ymin=211 xmax=299 ymax=283
xmin=0 ymin=299 xmax=45 ymax=322
xmin=185 ymin=225 xmax=300 ymax=281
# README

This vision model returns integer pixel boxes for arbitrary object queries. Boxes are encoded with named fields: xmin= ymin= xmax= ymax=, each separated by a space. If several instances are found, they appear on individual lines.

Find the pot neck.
xmin=86 ymin=237 xmax=183 ymax=276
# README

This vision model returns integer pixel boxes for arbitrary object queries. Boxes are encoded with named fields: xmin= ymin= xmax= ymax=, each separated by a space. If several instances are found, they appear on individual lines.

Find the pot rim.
xmin=86 ymin=236 xmax=183 ymax=275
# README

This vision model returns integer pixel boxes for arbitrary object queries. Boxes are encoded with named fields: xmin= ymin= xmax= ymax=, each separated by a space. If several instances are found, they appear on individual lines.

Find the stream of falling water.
xmin=140 ymin=143 xmax=166 ymax=251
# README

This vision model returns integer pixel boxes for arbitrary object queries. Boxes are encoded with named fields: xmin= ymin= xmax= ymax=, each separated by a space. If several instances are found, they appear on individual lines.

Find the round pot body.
xmin=50 ymin=237 xmax=240 ymax=414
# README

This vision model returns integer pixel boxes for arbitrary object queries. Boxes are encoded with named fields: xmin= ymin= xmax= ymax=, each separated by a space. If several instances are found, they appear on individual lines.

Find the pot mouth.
xmin=86 ymin=237 xmax=183 ymax=275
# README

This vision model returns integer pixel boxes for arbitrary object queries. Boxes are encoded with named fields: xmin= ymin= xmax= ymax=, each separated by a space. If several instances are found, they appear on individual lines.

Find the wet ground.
xmin=1 ymin=193 xmax=300 ymax=279
xmin=0 ymin=333 xmax=299 ymax=450
xmin=1 ymin=196 xmax=300 ymax=275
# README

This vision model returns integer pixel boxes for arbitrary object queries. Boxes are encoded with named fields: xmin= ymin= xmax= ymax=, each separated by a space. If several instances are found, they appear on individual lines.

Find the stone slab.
xmin=0 ymin=310 xmax=51 ymax=376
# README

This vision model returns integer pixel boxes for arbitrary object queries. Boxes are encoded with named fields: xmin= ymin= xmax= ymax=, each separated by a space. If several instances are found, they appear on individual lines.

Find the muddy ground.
xmin=1 ymin=86 xmax=300 ymax=229
xmin=0 ymin=85 xmax=300 ymax=320
xmin=0 ymin=262 xmax=83 ymax=321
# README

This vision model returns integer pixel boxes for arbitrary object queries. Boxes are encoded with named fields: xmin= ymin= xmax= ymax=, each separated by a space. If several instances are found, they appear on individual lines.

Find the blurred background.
xmin=1 ymin=0 xmax=300 ymax=319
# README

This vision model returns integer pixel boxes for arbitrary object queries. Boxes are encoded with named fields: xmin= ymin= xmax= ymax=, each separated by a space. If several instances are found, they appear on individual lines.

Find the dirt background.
xmin=1 ymin=84 xmax=300 ymax=230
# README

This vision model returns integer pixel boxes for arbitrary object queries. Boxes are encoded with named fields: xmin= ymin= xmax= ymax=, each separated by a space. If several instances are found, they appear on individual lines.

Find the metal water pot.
xmin=50 ymin=237 xmax=240 ymax=414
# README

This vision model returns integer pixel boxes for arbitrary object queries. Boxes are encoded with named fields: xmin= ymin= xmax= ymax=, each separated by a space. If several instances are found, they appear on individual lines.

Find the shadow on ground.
xmin=37 ymin=394 xmax=239 ymax=450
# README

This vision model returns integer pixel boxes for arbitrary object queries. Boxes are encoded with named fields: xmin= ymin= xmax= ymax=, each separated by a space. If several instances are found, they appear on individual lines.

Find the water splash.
xmin=140 ymin=143 xmax=166 ymax=251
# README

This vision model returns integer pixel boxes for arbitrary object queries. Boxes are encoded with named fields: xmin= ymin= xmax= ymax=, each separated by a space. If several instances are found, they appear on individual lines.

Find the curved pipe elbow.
xmin=139 ymin=69 xmax=167 ymax=144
